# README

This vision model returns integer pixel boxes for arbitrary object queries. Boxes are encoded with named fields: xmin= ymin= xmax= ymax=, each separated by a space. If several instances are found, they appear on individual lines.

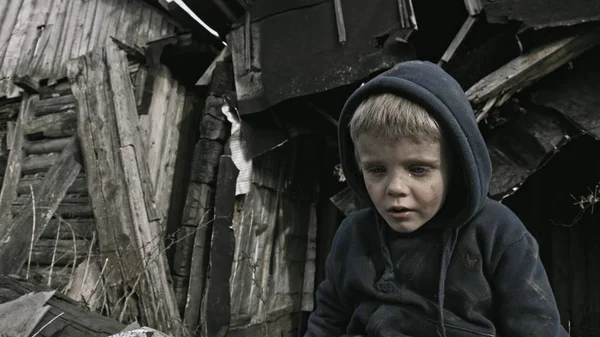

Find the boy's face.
xmin=355 ymin=134 xmax=452 ymax=233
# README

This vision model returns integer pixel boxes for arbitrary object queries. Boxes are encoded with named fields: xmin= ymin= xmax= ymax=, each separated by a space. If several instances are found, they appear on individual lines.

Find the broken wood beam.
xmin=12 ymin=75 xmax=40 ymax=94
xmin=333 ymin=0 xmax=347 ymax=44
xmin=68 ymin=42 xmax=186 ymax=335
xmin=21 ymin=153 xmax=59 ymax=175
xmin=200 ymin=155 xmax=239 ymax=337
xmin=17 ymin=175 xmax=87 ymax=196
xmin=23 ymin=109 xmax=77 ymax=138
xmin=40 ymin=218 xmax=95 ymax=240
xmin=31 ymin=239 xmax=90 ymax=266
xmin=32 ymin=94 xmax=77 ymax=117
xmin=438 ymin=16 xmax=478 ymax=66
xmin=24 ymin=137 xmax=72 ymax=155
xmin=466 ymin=28 xmax=600 ymax=118
xmin=0 ymin=94 xmax=32 ymax=238
xmin=464 ymin=0 xmax=483 ymax=16
xmin=0 ymin=276 xmax=125 ymax=335
xmin=0 ymin=137 xmax=82 ymax=276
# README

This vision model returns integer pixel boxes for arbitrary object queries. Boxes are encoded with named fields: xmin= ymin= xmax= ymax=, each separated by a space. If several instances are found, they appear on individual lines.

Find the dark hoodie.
xmin=305 ymin=61 xmax=568 ymax=337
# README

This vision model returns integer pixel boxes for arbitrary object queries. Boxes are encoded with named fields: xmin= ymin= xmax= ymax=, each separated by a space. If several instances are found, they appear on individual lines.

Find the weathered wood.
xmin=17 ymin=175 xmax=87 ymax=196
xmin=466 ymin=28 xmax=600 ymax=117
xmin=190 ymin=139 xmax=225 ymax=184
xmin=41 ymin=218 xmax=95 ymax=240
xmin=32 ymin=94 xmax=77 ymax=116
xmin=69 ymin=43 xmax=186 ymax=335
xmin=31 ymin=239 xmax=90 ymax=266
xmin=301 ymin=207 xmax=318 ymax=312
xmin=171 ymin=226 xmax=197 ymax=277
xmin=0 ymin=95 xmax=31 ymax=238
xmin=0 ymin=276 xmax=126 ymax=336
xmin=464 ymin=0 xmax=483 ymax=16
xmin=0 ymin=290 xmax=52 ymax=337
xmin=21 ymin=153 xmax=59 ymax=175
xmin=438 ymin=16 xmax=478 ymax=66
xmin=6 ymin=121 xmax=15 ymax=151
xmin=106 ymin=41 xmax=159 ymax=223
xmin=0 ymin=137 xmax=81 ymax=276
xmin=69 ymin=48 xmax=140 ymax=293
xmin=201 ymin=155 xmax=239 ymax=337
xmin=12 ymin=74 xmax=40 ymax=93
xmin=24 ymin=109 xmax=77 ymax=138
xmin=24 ymin=137 xmax=72 ymax=155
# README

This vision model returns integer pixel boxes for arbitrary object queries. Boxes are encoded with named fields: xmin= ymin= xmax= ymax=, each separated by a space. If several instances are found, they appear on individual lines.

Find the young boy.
xmin=305 ymin=61 xmax=568 ymax=337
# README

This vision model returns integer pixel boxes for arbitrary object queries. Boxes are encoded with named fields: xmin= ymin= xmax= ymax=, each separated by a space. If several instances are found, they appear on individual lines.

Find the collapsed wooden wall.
xmin=0 ymin=0 xmax=179 ymax=98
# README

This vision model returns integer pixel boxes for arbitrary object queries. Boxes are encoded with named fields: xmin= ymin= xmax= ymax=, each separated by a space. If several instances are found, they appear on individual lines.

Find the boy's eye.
xmin=367 ymin=167 xmax=386 ymax=174
xmin=410 ymin=166 xmax=430 ymax=176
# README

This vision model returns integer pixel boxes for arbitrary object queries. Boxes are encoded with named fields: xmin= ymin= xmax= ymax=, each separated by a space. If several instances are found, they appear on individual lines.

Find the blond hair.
xmin=349 ymin=93 xmax=441 ymax=142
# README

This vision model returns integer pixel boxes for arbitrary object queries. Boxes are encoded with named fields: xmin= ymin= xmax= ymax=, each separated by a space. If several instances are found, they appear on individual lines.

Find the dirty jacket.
xmin=305 ymin=61 xmax=568 ymax=337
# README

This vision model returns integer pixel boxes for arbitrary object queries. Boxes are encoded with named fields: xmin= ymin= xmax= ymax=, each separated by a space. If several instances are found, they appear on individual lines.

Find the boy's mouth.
xmin=387 ymin=206 xmax=413 ymax=219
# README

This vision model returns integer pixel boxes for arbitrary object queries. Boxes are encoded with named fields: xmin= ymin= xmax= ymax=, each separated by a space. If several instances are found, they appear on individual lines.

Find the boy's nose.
xmin=386 ymin=174 xmax=409 ymax=196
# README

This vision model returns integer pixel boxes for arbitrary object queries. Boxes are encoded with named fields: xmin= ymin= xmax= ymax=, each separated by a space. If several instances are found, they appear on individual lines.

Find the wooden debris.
xmin=32 ymin=94 xmax=77 ymax=116
xmin=0 ymin=95 xmax=33 ymax=238
xmin=0 ymin=276 xmax=125 ymax=336
xmin=182 ymin=96 xmax=229 ymax=332
xmin=23 ymin=109 xmax=78 ymax=138
xmin=0 ymin=137 xmax=81 ymax=276
xmin=466 ymin=28 xmax=600 ymax=119
xmin=438 ymin=16 xmax=479 ymax=66
xmin=68 ymin=42 xmax=186 ymax=335
xmin=201 ymin=155 xmax=239 ymax=337
xmin=464 ymin=0 xmax=483 ymax=16
xmin=333 ymin=0 xmax=346 ymax=44
xmin=24 ymin=137 xmax=72 ymax=155
xmin=0 ymin=290 xmax=54 ymax=337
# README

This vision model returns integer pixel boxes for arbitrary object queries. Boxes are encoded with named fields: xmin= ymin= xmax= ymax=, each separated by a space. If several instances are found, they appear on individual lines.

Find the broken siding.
xmin=229 ymin=136 xmax=320 ymax=330
xmin=0 ymin=0 xmax=178 ymax=98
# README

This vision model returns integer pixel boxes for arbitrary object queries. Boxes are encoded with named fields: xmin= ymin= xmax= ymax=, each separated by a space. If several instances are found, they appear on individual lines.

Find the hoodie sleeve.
xmin=493 ymin=232 xmax=569 ymax=337
xmin=304 ymin=222 xmax=353 ymax=336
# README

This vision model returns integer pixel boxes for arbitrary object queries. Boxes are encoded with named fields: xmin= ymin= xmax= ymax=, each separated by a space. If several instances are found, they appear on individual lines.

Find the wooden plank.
xmin=24 ymin=137 xmax=72 ymax=155
xmin=464 ymin=0 xmax=483 ymax=16
xmin=0 ymin=276 xmax=126 ymax=336
xmin=0 ymin=0 xmax=24 ymax=73
xmin=68 ymin=0 xmax=88 ymax=60
xmin=38 ymin=0 xmax=67 ymax=81
xmin=201 ymin=155 xmax=239 ymax=337
xmin=55 ymin=0 xmax=79 ymax=78
xmin=17 ymin=175 xmax=87 ymax=196
xmin=438 ymin=16 xmax=478 ymax=66
xmin=69 ymin=44 xmax=186 ymax=335
xmin=152 ymin=83 xmax=186 ymax=218
xmin=466 ymin=29 xmax=600 ymax=115
xmin=31 ymin=239 xmax=90 ymax=266
xmin=0 ymin=137 xmax=81 ymax=276
xmin=119 ymin=144 xmax=185 ymax=334
xmin=183 ymin=184 xmax=216 ymax=330
xmin=49 ymin=0 xmax=71 ymax=83
xmin=21 ymin=153 xmax=59 ymax=175
xmin=0 ymin=290 xmax=53 ymax=337
xmin=32 ymin=94 xmax=77 ymax=116
xmin=105 ymin=42 xmax=159 ymax=222
xmin=88 ymin=0 xmax=109 ymax=51
xmin=141 ymin=65 xmax=172 ymax=159
xmin=0 ymin=95 xmax=32 ymax=239
xmin=69 ymin=48 xmax=140 ymax=288
xmin=301 ymin=206 xmax=317 ymax=312
xmin=77 ymin=0 xmax=98 ymax=56
xmin=40 ymin=218 xmax=95 ymax=240
xmin=23 ymin=109 xmax=77 ymax=138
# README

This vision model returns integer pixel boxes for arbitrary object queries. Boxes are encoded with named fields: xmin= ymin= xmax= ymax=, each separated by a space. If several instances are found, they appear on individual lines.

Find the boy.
xmin=305 ymin=61 xmax=568 ymax=337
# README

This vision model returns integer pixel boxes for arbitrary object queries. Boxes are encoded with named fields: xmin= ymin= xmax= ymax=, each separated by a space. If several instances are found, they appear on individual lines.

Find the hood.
xmin=338 ymin=60 xmax=492 ymax=229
